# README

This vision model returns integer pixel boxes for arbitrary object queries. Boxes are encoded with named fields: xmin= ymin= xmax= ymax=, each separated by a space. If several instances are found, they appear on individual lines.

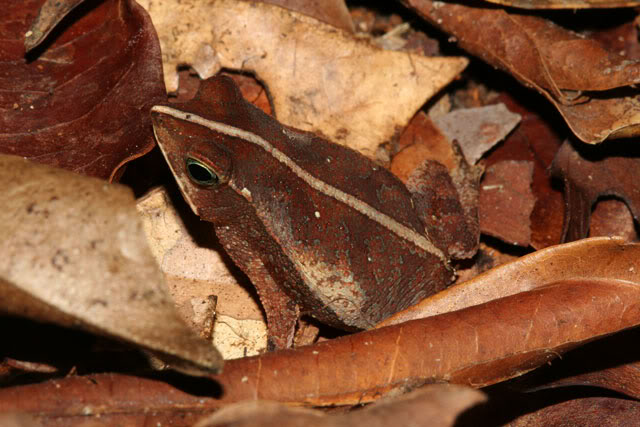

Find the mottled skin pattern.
xmin=151 ymin=76 xmax=465 ymax=350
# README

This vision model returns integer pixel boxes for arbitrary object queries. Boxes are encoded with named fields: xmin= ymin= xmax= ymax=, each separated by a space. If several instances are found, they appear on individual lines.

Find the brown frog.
xmin=151 ymin=76 xmax=479 ymax=350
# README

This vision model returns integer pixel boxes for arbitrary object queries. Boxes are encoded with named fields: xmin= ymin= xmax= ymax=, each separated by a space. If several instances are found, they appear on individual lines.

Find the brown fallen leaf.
xmin=403 ymin=0 xmax=640 ymax=144
xmin=551 ymin=139 xmax=640 ymax=242
xmin=505 ymin=397 xmax=640 ymax=426
xmin=138 ymin=0 xmax=468 ymax=157
xmin=485 ymin=0 xmax=640 ymax=9
xmin=378 ymin=237 xmax=636 ymax=326
xmin=0 ymin=155 xmax=222 ymax=376
xmin=391 ymin=112 xmax=459 ymax=182
xmin=214 ymin=279 xmax=640 ymax=405
xmin=262 ymin=0 xmax=354 ymax=33
xmin=0 ymin=373 xmax=215 ymax=426
xmin=484 ymin=94 xmax=564 ymax=249
xmin=511 ymin=328 xmax=640 ymax=400
xmin=194 ymin=385 xmax=485 ymax=427
xmin=137 ymin=187 xmax=268 ymax=358
xmin=590 ymin=199 xmax=638 ymax=241
xmin=479 ymin=160 xmax=535 ymax=246
xmin=3 ymin=277 xmax=639 ymax=412
xmin=3 ymin=0 xmax=165 ymax=181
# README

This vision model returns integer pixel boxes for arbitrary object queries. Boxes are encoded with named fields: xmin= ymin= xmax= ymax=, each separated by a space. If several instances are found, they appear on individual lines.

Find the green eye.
xmin=186 ymin=158 xmax=219 ymax=186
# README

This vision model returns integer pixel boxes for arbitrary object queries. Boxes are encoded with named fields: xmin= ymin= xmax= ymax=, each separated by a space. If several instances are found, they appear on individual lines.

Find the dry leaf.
xmin=479 ymin=160 xmax=535 ymax=246
xmin=391 ymin=112 xmax=459 ymax=182
xmin=262 ymin=0 xmax=354 ymax=33
xmin=551 ymin=139 xmax=640 ymax=242
xmin=431 ymin=104 xmax=521 ymax=165
xmin=403 ymin=0 xmax=640 ymax=144
xmin=485 ymin=0 xmax=640 ymax=9
xmin=590 ymin=199 xmax=638 ymax=241
xmin=378 ymin=237 xmax=636 ymax=326
xmin=5 ymin=0 xmax=165 ymax=181
xmin=194 ymin=385 xmax=485 ymax=427
xmin=0 ymin=375 xmax=484 ymax=426
xmin=139 ymin=0 xmax=468 ymax=157
xmin=0 ymin=155 xmax=222 ymax=376
xmin=2 ymin=276 xmax=639 ymax=411
xmin=505 ymin=397 xmax=640 ymax=426
xmin=484 ymin=94 xmax=564 ymax=249
xmin=207 ymin=280 xmax=640 ymax=406
xmin=137 ymin=187 xmax=268 ymax=358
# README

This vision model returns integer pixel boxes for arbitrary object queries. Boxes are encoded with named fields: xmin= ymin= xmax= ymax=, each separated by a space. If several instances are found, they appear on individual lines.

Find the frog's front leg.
xmin=214 ymin=224 xmax=299 ymax=350
xmin=246 ymin=257 xmax=300 ymax=350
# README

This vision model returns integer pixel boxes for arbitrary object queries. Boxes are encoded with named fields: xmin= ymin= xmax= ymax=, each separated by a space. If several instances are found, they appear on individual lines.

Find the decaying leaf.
xmin=211 ymin=277 xmax=640 ymax=405
xmin=138 ymin=0 xmax=468 ymax=157
xmin=505 ymin=397 xmax=640 ymax=426
xmin=0 ymin=373 xmax=217 ymax=426
xmin=590 ymin=199 xmax=638 ymax=241
xmin=0 ymin=155 xmax=222 ymax=376
xmin=487 ymin=0 xmax=638 ymax=9
xmin=479 ymin=160 xmax=535 ymax=246
xmin=391 ymin=112 xmax=459 ymax=182
xmin=137 ymin=187 xmax=267 ymax=359
xmin=483 ymin=94 xmax=564 ymax=249
xmin=194 ymin=385 xmax=485 ymax=427
xmin=4 ymin=0 xmax=165 ymax=181
xmin=551 ymin=139 xmax=640 ymax=242
xmin=512 ymin=328 xmax=640 ymax=400
xmin=403 ymin=0 xmax=640 ymax=144
xmin=485 ymin=0 xmax=640 ymax=11
xmin=378 ymin=237 xmax=636 ymax=326
xmin=261 ymin=0 xmax=354 ymax=33
xmin=431 ymin=104 xmax=521 ymax=165
xmin=0 ymin=375 xmax=484 ymax=426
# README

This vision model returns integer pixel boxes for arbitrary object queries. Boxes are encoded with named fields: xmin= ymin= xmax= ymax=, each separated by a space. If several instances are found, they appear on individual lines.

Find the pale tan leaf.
xmin=137 ymin=187 xmax=267 ymax=358
xmin=139 ymin=0 xmax=468 ymax=157
xmin=0 ymin=155 xmax=222 ymax=376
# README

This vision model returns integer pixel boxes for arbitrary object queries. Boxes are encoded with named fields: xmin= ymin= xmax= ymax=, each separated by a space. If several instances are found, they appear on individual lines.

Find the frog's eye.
xmin=186 ymin=158 xmax=220 ymax=186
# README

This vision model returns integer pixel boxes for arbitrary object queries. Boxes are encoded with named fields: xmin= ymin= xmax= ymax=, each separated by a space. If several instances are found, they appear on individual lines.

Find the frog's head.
xmin=151 ymin=76 xmax=263 ymax=223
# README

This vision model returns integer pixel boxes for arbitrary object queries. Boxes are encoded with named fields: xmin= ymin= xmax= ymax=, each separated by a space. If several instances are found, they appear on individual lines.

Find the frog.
xmin=151 ymin=75 xmax=479 ymax=350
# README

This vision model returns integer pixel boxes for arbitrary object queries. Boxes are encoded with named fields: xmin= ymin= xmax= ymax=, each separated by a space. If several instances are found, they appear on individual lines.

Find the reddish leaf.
xmin=402 ymin=0 xmax=640 ymax=144
xmin=379 ymin=237 xmax=636 ymax=326
xmin=1 ymin=0 xmax=165 ymax=181
xmin=505 ymin=397 xmax=640 ymax=426
xmin=590 ymin=199 xmax=638 ymax=241
xmin=513 ymin=328 xmax=640 ymax=400
xmin=551 ymin=139 xmax=640 ymax=242
xmin=484 ymin=94 xmax=565 ymax=248
xmin=479 ymin=160 xmax=535 ymax=246
xmin=194 ymin=385 xmax=484 ymax=427
xmin=2 ymin=277 xmax=640 ymax=415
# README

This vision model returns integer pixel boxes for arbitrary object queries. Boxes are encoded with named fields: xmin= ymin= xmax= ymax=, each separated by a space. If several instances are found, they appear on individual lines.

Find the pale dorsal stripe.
xmin=151 ymin=105 xmax=449 ymax=266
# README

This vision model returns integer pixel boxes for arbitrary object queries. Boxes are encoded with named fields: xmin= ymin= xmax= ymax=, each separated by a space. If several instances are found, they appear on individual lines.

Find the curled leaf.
xmin=2 ymin=0 xmax=165 ymax=180
xmin=403 ymin=0 xmax=640 ymax=143
xmin=139 ymin=0 xmax=468 ymax=157
xmin=0 ymin=155 xmax=222 ymax=376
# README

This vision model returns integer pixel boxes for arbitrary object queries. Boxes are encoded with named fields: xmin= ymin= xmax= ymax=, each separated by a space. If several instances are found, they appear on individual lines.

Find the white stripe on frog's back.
xmin=151 ymin=105 xmax=449 ymax=267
